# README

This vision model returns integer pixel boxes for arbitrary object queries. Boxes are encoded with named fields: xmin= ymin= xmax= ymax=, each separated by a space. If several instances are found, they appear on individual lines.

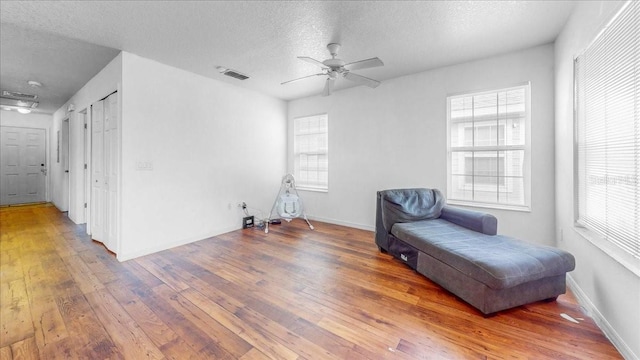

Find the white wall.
xmin=118 ymin=52 xmax=287 ymax=260
xmin=554 ymin=1 xmax=639 ymax=358
xmin=52 ymin=53 xmax=122 ymax=224
xmin=288 ymin=44 xmax=556 ymax=247
xmin=0 ymin=110 xmax=51 ymax=129
xmin=0 ymin=111 xmax=53 ymax=201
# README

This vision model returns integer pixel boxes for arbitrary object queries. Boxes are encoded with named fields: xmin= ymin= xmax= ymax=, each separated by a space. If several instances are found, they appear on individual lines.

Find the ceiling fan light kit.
xmin=282 ymin=43 xmax=384 ymax=96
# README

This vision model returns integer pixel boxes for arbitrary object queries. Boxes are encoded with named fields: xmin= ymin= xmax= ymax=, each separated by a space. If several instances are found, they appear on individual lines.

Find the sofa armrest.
xmin=375 ymin=191 xmax=390 ymax=251
xmin=440 ymin=206 xmax=497 ymax=235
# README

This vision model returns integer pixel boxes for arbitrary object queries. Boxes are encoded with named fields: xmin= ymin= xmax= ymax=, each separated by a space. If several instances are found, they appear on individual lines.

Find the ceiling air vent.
xmin=2 ymin=90 xmax=38 ymax=100
xmin=1 ymin=90 xmax=39 ymax=111
xmin=0 ymin=97 xmax=39 ymax=109
xmin=216 ymin=66 xmax=249 ymax=81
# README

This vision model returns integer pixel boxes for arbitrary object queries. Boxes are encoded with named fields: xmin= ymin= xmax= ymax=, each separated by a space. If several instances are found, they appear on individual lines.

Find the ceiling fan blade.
xmin=344 ymin=57 xmax=384 ymax=71
xmin=322 ymin=78 xmax=335 ymax=97
xmin=298 ymin=56 xmax=330 ymax=69
xmin=281 ymin=73 xmax=325 ymax=85
xmin=344 ymin=72 xmax=381 ymax=88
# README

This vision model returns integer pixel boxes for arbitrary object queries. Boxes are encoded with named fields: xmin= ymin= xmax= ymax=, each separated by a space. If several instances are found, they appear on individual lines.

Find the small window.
xmin=293 ymin=114 xmax=328 ymax=191
xmin=447 ymin=84 xmax=530 ymax=210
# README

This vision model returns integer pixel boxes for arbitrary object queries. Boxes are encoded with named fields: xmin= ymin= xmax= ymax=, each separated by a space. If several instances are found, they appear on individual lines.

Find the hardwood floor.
xmin=0 ymin=204 xmax=622 ymax=359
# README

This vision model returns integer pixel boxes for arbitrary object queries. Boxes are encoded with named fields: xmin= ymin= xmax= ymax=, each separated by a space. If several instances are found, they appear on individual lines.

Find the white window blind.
xmin=447 ymin=84 xmax=530 ymax=210
xmin=575 ymin=0 xmax=639 ymax=262
xmin=294 ymin=114 xmax=328 ymax=191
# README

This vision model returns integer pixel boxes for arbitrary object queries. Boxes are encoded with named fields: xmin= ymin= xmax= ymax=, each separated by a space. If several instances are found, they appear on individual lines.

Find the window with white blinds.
xmin=574 ymin=0 xmax=639 ymax=265
xmin=447 ymin=84 xmax=530 ymax=210
xmin=294 ymin=114 xmax=328 ymax=191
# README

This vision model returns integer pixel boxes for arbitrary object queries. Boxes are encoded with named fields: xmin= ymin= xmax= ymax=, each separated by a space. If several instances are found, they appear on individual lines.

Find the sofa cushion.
xmin=380 ymin=188 xmax=445 ymax=233
xmin=391 ymin=219 xmax=575 ymax=289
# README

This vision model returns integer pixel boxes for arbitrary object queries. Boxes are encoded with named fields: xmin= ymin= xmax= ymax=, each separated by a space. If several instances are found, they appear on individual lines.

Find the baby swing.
xmin=265 ymin=174 xmax=314 ymax=233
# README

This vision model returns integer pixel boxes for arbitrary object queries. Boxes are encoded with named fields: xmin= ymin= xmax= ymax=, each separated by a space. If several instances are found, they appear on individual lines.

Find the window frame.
xmin=293 ymin=113 xmax=329 ymax=192
xmin=446 ymin=83 xmax=532 ymax=212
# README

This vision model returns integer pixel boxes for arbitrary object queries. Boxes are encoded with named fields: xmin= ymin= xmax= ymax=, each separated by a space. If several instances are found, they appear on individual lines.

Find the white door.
xmin=90 ymin=93 xmax=118 ymax=253
xmin=84 ymin=110 xmax=90 ymax=232
xmin=91 ymin=101 xmax=106 ymax=243
xmin=82 ymin=111 xmax=88 ymax=223
xmin=104 ymin=93 xmax=118 ymax=252
xmin=0 ymin=127 xmax=47 ymax=205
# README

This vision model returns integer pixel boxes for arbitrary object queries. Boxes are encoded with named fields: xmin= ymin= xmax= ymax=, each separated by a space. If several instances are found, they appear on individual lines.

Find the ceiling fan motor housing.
xmin=323 ymin=58 xmax=346 ymax=69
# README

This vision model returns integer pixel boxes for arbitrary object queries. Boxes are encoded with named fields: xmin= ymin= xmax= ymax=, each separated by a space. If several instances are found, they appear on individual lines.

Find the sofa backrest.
xmin=379 ymin=188 xmax=445 ymax=233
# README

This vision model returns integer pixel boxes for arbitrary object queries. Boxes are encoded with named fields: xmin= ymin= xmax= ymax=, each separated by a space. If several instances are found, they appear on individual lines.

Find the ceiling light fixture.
xmin=17 ymin=108 xmax=32 ymax=114
xmin=27 ymin=80 xmax=42 ymax=88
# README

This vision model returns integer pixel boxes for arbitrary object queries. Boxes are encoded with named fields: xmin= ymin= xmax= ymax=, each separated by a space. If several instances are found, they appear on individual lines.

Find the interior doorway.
xmin=68 ymin=109 xmax=88 ymax=224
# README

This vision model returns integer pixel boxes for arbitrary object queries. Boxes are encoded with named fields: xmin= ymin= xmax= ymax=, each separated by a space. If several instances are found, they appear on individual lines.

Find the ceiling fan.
xmin=281 ymin=43 xmax=384 ymax=96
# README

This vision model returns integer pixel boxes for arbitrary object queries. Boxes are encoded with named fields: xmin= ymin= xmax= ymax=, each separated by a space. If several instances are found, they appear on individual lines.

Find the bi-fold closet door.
xmin=91 ymin=92 xmax=118 ymax=254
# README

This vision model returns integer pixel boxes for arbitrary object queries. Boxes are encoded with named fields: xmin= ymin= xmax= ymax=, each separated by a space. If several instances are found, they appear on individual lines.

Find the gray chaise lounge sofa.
xmin=375 ymin=188 xmax=575 ymax=315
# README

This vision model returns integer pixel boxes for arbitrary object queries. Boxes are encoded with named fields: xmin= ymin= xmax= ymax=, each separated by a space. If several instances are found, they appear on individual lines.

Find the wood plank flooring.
xmin=0 ymin=204 xmax=622 ymax=359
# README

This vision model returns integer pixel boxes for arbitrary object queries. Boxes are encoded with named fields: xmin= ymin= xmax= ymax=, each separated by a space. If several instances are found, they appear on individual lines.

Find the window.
xmin=574 ymin=1 xmax=639 ymax=268
xmin=447 ymin=84 xmax=530 ymax=210
xmin=293 ymin=114 xmax=328 ymax=191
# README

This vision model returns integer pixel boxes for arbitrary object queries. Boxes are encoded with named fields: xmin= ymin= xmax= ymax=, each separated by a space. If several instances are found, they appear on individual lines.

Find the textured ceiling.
xmin=0 ymin=23 xmax=119 ymax=114
xmin=0 ymin=1 xmax=577 ymax=114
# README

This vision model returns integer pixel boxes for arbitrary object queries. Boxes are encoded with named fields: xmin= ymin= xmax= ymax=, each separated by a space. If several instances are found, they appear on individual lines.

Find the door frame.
xmin=61 ymin=117 xmax=70 ymax=212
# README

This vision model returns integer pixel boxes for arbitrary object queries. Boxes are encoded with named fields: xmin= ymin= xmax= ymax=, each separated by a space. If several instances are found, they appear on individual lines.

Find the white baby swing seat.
xmin=266 ymin=174 xmax=314 ymax=233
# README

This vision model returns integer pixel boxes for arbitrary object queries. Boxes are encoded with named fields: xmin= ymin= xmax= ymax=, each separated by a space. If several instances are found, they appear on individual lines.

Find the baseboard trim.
xmin=567 ymin=275 xmax=638 ymax=360
xmin=116 ymin=225 xmax=239 ymax=262
xmin=306 ymin=215 xmax=374 ymax=232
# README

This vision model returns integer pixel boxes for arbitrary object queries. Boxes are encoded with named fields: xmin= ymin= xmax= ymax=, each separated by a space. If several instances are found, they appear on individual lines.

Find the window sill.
xmin=296 ymin=187 xmax=328 ymax=193
xmin=447 ymin=199 xmax=531 ymax=213
xmin=573 ymin=226 xmax=640 ymax=277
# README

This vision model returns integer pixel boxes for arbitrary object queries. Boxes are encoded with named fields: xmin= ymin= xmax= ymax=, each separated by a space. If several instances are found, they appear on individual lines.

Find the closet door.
xmin=91 ymin=101 xmax=106 ymax=243
xmin=90 ymin=93 xmax=118 ymax=253
xmin=104 ymin=93 xmax=118 ymax=252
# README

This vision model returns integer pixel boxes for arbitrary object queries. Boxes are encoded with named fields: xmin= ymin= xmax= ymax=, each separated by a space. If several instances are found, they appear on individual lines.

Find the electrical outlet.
xmin=135 ymin=161 xmax=153 ymax=171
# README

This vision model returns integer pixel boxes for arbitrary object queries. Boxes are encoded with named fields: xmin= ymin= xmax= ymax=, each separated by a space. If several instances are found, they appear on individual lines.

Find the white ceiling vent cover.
xmin=2 ymin=90 xmax=38 ymax=100
xmin=0 ymin=97 xmax=39 ymax=109
xmin=216 ymin=66 xmax=249 ymax=81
